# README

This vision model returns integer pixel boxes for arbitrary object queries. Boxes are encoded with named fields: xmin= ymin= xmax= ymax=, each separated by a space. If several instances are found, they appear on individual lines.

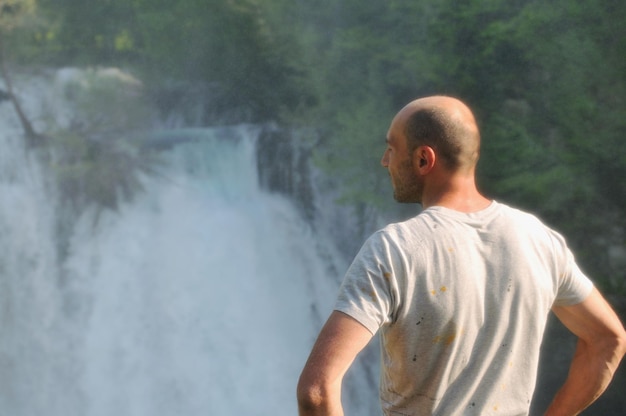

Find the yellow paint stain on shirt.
xmin=493 ymin=404 xmax=499 ymax=411
xmin=433 ymin=331 xmax=459 ymax=346
xmin=444 ymin=333 xmax=456 ymax=345
xmin=383 ymin=272 xmax=392 ymax=280
xmin=448 ymin=247 xmax=454 ymax=252
xmin=430 ymin=287 xmax=447 ymax=295
xmin=358 ymin=282 xmax=377 ymax=302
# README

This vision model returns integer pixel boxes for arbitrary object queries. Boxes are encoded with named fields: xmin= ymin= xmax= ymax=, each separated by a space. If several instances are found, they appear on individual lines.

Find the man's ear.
xmin=413 ymin=145 xmax=435 ymax=173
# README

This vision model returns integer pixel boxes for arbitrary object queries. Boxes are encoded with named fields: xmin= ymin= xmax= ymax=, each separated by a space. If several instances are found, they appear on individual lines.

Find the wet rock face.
xmin=255 ymin=126 xmax=316 ymax=223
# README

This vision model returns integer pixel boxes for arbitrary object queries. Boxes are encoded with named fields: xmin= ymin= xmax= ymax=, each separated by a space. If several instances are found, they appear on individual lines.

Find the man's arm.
xmin=297 ymin=311 xmax=374 ymax=416
xmin=546 ymin=287 xmax=626 ymax=416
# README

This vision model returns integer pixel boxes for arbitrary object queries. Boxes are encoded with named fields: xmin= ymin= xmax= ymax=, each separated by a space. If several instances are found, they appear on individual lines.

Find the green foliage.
xmin=0 ymin=0 xmax=36 ymax=31
xmin=32 ymin=0 xmax=305 ymax=120
xmin=48 ymin=69 xmax=160 ymax=213
xmin=51 ymin=130 xmax=157 ymax=212
xmin=35 ymin=0 xmax=137 ymax=62
xmin=313 ymin=98 xmax=393 ymax=207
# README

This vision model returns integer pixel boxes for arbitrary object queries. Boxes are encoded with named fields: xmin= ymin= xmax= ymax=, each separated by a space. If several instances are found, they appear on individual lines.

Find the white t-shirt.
xmin=335 ymin=201 xmax=593 ymax=415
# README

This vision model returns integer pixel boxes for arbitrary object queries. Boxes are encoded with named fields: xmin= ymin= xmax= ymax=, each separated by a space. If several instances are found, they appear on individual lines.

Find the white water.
xmin=0 ymin=70 xmax=379 ymax=415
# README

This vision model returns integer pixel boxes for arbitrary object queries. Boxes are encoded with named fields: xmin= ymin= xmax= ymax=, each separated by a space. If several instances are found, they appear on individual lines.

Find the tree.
xmin=0 ymin=0 xmax=42 ymax=145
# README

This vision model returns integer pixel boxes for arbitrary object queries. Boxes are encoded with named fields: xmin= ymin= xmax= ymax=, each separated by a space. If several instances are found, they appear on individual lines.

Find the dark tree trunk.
xmin=0 ymin=32 xmax=44 ymax=146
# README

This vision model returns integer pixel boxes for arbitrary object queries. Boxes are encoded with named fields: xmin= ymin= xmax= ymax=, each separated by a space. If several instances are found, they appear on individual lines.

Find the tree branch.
xmin=0 ymin=31 xmax=44 ymax=146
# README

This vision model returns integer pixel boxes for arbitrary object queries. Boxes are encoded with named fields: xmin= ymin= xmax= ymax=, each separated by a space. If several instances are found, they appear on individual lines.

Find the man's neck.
xmin=421 ymin=175 xmax=491 ymax=213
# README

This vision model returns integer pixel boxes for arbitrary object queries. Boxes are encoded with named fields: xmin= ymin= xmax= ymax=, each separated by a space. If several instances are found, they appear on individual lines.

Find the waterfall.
xmin=0 ymin=69 xmax=380 ymax=415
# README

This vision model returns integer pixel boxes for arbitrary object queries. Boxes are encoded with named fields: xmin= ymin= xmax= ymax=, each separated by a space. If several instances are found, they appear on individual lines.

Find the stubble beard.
xmin=392 ymin=159 xmax=422 ymax=204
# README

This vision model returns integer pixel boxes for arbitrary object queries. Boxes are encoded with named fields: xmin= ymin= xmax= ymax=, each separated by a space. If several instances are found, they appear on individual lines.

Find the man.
xmin=297 ymin=96 xmax=626 ymax=415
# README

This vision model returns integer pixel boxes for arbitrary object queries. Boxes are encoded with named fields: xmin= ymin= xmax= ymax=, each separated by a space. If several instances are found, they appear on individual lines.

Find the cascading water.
xmin=66 ymin=128 xmax=339 ymax=416
xmin=0 ymin=70 xmax=380 ymax=415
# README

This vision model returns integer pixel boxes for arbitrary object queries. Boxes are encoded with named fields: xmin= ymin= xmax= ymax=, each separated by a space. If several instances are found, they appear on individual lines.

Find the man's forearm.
xmin=297 ymin=311 xmax=373 ymax=416
xmin=545 ymin=336 xmax=625 ymax=416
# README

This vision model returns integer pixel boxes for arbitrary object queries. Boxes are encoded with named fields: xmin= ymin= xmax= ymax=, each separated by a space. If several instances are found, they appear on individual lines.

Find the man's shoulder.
xmin=351 ymin=214 xmax=428 ymax=256
xmin=377 ymin=212 xmax=433 ymax=238
xmin=495 ymin=202 xmax=554 ymax=230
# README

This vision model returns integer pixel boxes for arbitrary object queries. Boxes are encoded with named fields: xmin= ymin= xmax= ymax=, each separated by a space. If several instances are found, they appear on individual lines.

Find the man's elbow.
xmin=597 ymin=324 xmax=626 ymax=369
xmin=616 ymin=326 xmax=626 ymax=360
xmin=297 ymin=378 xmax=323 ymax=411
xmin=296 ymin=373 xmax=337 ymax=414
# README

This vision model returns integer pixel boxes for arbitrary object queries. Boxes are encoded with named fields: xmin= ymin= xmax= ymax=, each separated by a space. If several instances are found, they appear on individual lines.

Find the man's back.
xmin=336 ymin=201 xmax=593 ymax=415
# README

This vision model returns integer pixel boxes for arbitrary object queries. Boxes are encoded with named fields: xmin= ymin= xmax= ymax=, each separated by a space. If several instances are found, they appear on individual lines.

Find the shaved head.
xmin=397 ymin=96 xmax=481 ymax=172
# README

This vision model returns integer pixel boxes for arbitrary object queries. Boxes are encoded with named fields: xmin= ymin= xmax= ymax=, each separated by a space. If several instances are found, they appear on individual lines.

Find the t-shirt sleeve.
xmin=551 ymin=230 xmax=594 ymax=307
xmin=334 ymin=231 xmax=400 ymax=335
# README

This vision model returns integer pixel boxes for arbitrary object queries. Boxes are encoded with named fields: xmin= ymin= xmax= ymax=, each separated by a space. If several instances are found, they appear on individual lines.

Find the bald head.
xmin=396 ymin=96 xmax=481 ymax=173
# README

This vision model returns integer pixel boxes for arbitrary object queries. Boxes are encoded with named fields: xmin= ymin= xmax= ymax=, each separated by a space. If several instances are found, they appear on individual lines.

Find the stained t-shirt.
xmin=335 ymin=201 xmax=593 ymax=415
